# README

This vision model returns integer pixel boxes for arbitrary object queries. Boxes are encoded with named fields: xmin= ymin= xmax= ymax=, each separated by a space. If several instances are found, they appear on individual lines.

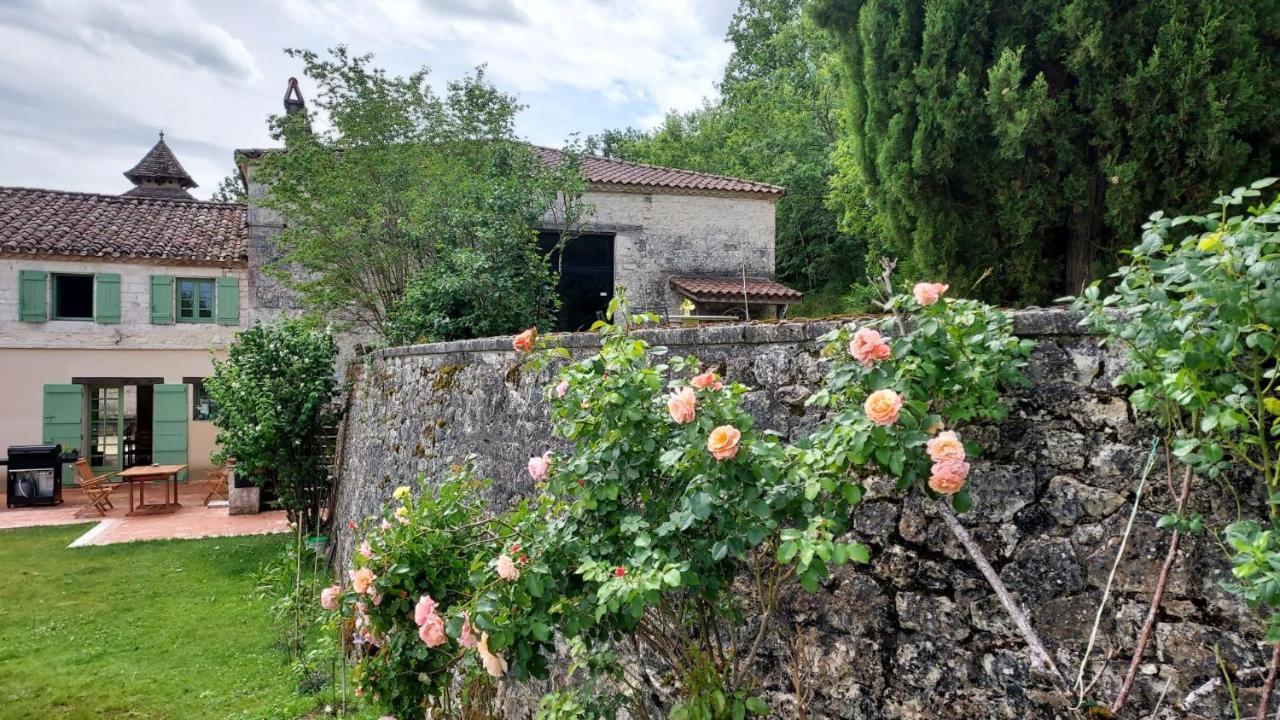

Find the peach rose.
xmin=320 ymin=584 xmax=342 ymax=611
xmin=667 ymin=387 xmax=697 ymax=424
xmin=707 ymin=425 xmax=742 ymax=461
xmin=848 ymin=327 xmax=891 ymax=367
xmin=349 ymin=567 xmax=376 ymax=596
xmin=478 ymin=632 xmax=508 ymax=678
xmin=527 ymin=451 xmax=550 ymax=482
xmin=926 ymin=430 xmax=966 ymax=463
xmin=459 ymin=611 xmax=478 ymax=648
xmin=418 ymin=613 xmax=448 ymax=648
xmin=928 ymin=459 xmax=970 ymax=495
xmin=414 ymin=594 xmax=438 ymax=626
xmin=555 ymin=379 xmax=569 ymax=398
xmin=497 ymin=554 xmax=521 ymax=581
xmin=863 ymin=389 xmax=903 ymax=426
xmin=691 ymin=371 xmax=723 ymax=390
xmin=913 ymin=282 xmax=949 ymax=306
xmin=513 ymin=327 xmax=537 ymax=352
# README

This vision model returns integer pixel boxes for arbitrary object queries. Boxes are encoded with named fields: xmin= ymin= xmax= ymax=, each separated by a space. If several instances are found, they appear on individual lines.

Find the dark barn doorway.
xmin=539 ymin=231 xmax=614 ymax=332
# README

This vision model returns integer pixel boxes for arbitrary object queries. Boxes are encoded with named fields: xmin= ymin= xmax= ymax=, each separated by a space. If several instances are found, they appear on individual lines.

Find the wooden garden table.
xmin=118 ymin=464 xmax=187 ymax=516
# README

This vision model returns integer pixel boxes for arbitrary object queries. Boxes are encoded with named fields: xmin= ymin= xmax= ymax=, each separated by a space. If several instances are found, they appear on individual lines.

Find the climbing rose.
xmin=418 ymin=613 xmax=447 ymax=648
xmin=392 ymin=486 xmax=411 ymax=500
xmin=667 ymin=386 xmax=697 ymax=424
xmin=478 ymin=632 xmax=508 ymax=678
xmin=615 ymin=566 xmax=626 ymax=578
xmin=863 ymin=389 xmax=903 ymax=426
xmin=459 ymin=611 xmax=478 ymax=648
xmin=358 ymin=540 xmax=374 ymax=560
xmin=555 ymin=379 xmax=569 ymax=398
xmin=707 ymin=425 xmax=742 ymax=460
xmin=394 ymin=506 xmax=410 ymax=525
xmin=926 ymin=431 xmax=966 ymax=463
xmin=913 ymin=282 xmax=949 ymax=306
xmin=380 ymin=519 xmax=392 ymax=531
xmin=320 ymin=584 xmax=341 ymax=611
xmin=690 ymin=371 xmax=723 ymax=390
xmin=848 ymin=327 xmax=891 ymax=367
xmin=414 ymin=595 xmax=439 ymax=626
xmin=349 ymin=568 xmax=376 ymax=596
xmin=513 ymin=327 xmax=537 ymax=352
xmin=928 ymin=459 xmax=970 ymax=495
xmin=527 ymin=452 xmax=550 ymax=481
xmin=497 ymin=554 xmax=521 ymax=581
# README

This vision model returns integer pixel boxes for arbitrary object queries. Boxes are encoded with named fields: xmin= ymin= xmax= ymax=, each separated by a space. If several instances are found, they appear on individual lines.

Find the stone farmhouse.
xmin=0 ymin=79 xmax=798 ymax=480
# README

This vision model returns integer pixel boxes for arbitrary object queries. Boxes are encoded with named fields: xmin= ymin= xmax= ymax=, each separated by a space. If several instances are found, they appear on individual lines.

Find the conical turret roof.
xmin=123 ymin=133 xmax=197 ymax=190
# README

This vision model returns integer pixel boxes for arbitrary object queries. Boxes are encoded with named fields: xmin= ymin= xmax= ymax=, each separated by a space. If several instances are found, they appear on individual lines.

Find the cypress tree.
xmin=812 ymin=0 xmax=1280 ymax=302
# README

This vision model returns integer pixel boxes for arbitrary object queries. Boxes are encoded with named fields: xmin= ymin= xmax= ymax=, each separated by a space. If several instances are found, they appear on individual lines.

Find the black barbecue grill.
xmin=3 ymin=444 xmax=77 ymax=508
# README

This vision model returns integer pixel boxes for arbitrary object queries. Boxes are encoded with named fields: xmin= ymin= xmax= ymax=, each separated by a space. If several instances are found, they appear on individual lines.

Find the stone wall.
xmin=332 ymin=312 xmax=1265 ymax=719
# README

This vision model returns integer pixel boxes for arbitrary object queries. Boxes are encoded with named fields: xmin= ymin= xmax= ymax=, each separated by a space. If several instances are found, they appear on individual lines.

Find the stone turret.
xmin=122 ymin=132 xmax=197 ymax=200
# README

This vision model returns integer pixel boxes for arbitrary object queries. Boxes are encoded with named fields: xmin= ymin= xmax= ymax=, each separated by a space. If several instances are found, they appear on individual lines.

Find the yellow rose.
xmin=392 ymin=486 xmax=411 ymax=500
xmin=1197 ymin=231 xmax=1224 ymax=253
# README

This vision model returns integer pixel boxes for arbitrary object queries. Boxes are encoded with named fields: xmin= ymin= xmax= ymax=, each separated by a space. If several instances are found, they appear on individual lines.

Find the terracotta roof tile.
xmin=0 ymin=187 xmax=247 ymax=265
xmin=535 ymin=147 xmax=784 ymax=196
xmin=671 ymin=275 xmax=804 ymax=303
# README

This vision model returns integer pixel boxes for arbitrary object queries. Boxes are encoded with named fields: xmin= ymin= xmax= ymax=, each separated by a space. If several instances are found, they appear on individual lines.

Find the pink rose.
xmin=848 ymin=327 xmax=891 ymax=367
xmin=667 ymin=387 xmax=697 ymax=424
xmin=380 ymin=519 xmax=392 ymax=531
xmin=320 ymin=584 xmax=342 ymax=611
xmin=418 ymin=612 xmax=448 ymax=647
xmin=414 ymin=594 xmax=438 ymax=626
xmin=926 ymin=431 xmax=966 ymax=463
xmin=555 ymin=379 xmax=569 ymax=398
xmin=349 ymin=567 xmax=376 ymax=596
xmin=913 ymin=282 xmax=949 ymax=306
xmin=691 ymin=371 xmax=723 ymax=391
xmin=459 ymin=611 xmax=478 ymax=648
xmin=863 ymin=389 xmax=903 ymax=426
xmin=513 ymin=327 xmax=537 ymax=352
xmin=497 ymin=554 xmax=521 ymax=581
xmin=527 ymin=451 xmax=551 ymax=482
xmin=928 ymin=459 xmax=970 ymax=495
xmin=358 ymin=540 xmax=374 ymax=560
xmin=478 ymin=632 xmax=508 ymax=678
xmin=707 ymin=425 xmax=742 ymax=461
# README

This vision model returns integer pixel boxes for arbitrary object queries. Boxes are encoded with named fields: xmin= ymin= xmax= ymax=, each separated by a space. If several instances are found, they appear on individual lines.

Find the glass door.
xmin=87 ymin=385 xmax=124 ymax=473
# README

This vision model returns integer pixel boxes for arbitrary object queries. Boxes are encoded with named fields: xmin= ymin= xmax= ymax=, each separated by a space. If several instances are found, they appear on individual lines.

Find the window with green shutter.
xmin=19 ymin=270 xmax=47 ymax=322
xmin=177 ymin=278 xmax=215 ymax=323
xmin=152 ymin=384 xmax=189 ymax=481
xmin=42 ymin=384 xmax=83 ymax=483
xmin=150 ymin=275 xmax=174 ymax=324
xmin=94 ymin=273 xmax=121 ymax=324
xmin=215 ymin=276 xmax=239 ymax=326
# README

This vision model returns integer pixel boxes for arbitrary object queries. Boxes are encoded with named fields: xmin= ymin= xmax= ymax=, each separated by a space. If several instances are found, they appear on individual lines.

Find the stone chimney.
xmin=283 ymin=77 xmax=311 ymax=132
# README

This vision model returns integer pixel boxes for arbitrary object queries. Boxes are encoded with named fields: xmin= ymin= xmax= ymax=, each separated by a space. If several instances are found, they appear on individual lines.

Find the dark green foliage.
xmin=812 ymin=0 xmax=1280 ymax=303
xmin=206 ymin=319 xmax=340 ymax=534
xmin=210 ymin=172 xmax=246 ymax=203
xmin=255 ymin=47 xmax=585 ymax=340
xmin=592 ymin=0 xmax=874 ymax=300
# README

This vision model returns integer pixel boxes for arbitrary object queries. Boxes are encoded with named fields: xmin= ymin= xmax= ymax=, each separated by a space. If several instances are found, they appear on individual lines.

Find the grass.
xmin=0 ymin=525 xmax=320 ymax=720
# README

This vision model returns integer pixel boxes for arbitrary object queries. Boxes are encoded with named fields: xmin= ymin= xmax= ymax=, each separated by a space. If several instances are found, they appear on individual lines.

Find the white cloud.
xmin=279 ymin=0 xmax=732 ymax=120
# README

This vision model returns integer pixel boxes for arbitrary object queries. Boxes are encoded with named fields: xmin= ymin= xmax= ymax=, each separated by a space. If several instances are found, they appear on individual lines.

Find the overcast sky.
xmin=0 ymin=0 xmax=737 ymax=200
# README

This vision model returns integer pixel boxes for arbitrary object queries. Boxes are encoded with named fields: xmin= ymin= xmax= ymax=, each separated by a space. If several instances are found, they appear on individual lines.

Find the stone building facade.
xmin=331 ymin=311 xmax=1266 ymax=719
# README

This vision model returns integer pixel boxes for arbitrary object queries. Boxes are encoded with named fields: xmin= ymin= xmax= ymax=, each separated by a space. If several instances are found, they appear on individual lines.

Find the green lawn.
xmin=0 ymin=525 xmax=319 ymax=720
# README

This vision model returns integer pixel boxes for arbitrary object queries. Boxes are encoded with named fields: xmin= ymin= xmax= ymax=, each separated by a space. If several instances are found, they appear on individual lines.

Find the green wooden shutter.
xmin=215 ymin=276 xmax=239 ymax=326
xmin=19 ymin=270 xmax=47 ymax=322
xmin=150 ymin=275 xmax=174 ymax=324
xmin=42 ymin=384 xmax=83 ymax=484
xmin=94 ymin=273 xmax=121 ymax=324
xmin=152 ymin=384 xmax=188 ymax=481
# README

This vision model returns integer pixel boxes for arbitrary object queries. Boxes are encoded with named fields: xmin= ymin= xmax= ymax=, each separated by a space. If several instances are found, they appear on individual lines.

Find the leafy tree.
xmin=254 ymin=47 xmax=586 ymax=339
xmin=209 ymin=172 xmax=246 ymax=203
xmin=206 ymin=319 xmax=340 ymax=535
xmin=592 ymin=0 xmax=874 ymax=308
xmin=811 ymin=0 xmax=1280 ymax=303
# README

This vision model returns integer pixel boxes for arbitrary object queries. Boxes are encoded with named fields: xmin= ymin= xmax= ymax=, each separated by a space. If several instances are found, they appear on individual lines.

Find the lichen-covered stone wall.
xmin=333 ymin=312 xmax=1265 ymax=719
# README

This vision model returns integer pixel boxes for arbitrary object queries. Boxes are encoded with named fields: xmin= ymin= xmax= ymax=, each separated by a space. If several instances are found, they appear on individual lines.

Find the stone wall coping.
xmin=367 ymin=308 xmax=1091 ymax=361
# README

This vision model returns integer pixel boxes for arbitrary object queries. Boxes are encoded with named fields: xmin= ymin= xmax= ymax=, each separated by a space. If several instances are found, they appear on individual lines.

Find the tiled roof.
xmin=124 ymin=136 xmax=197 ymax=188
xmin=0 ymin=187 xmax=247 ymax=265
xmin=535 ymin=147 xmax=784 ymax=196
xmin=671 ymin=275 xmax=804 ymax=303
xmin=238 ymin=145 xmax=786 ymax=197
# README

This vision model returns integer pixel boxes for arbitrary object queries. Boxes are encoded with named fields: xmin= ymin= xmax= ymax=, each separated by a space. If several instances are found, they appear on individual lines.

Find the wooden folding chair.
xmin=201 ymin=467 xmax=229 ymax=506
xmin=72 ymin=458 xmax=119 ymax=518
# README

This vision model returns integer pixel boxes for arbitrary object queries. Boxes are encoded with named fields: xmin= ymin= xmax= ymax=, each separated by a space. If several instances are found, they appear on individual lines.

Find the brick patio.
xmin=0 ymin=483 xmax=289 ymax=546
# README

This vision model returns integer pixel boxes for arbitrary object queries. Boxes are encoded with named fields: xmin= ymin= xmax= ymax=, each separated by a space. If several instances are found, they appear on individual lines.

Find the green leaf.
xmin=847 ymin=542 xmax=870 ymax=564
xmin=744 ymin=697 xmax=769 ymax=715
